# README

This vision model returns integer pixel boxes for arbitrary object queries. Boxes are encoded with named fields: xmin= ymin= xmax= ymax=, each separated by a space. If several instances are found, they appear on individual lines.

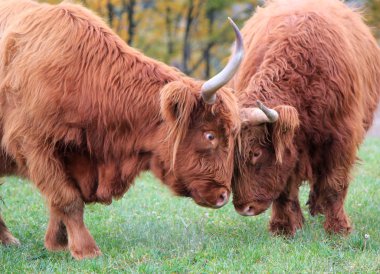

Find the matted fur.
xmin=232 ymin=0 xmax=380 ymax=236
xmin=0 ymin=0 xmax=240 ymax=258
xmin=272 ymin=105 xmax=299 ymax=163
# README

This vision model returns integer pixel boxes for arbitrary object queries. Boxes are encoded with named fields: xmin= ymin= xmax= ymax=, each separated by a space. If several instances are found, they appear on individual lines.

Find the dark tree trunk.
xmin=182 ymin=0 xmax=194 ymax=74
xmin=204 ymin=9 xmax=216 ymax=78
xmin=127 ymin=0 xmax=137 ymax=45
xmin=165 ymin=6 xmax=174 ymax=62
xmin=106 ymin=1 xmax=114 ymax=27
xmin=122 ymin=0 xmax=137 ymax=46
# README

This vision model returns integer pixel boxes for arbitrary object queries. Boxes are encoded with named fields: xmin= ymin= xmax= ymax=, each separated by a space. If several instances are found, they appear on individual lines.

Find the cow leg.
xmin=319 ymin=182 xmax=351 ymax=235
xmin=49 ymin=203 xmax=101 ymax=260
xmin=310 ymin=137 xmax=355 ymax=235
xmin=22 ymin=144 xmax=101 ymax=259
xmin=323 ymin=190 xmax=351 ymax=235
xmin=44 ymin=209 xmax=68 ymax=251
xmin=307 ymin=182 xmax=324 ymax=216
xmin=269 ymin=179 xmax=304 ymax=236
xmin=309 ymin=190 xmax=351 ymax=235
xmin=0 ymin=214 xmax=20 ymax=246
xmin=310 ymin=165 xmax=352 ymax=235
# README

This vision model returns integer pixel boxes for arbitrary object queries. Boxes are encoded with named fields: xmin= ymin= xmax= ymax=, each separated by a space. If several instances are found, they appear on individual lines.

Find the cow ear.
xmin=271 ymin=105 xmax=299 ymax=163
xmin=160 ymin=81 xmax=197 ymax=124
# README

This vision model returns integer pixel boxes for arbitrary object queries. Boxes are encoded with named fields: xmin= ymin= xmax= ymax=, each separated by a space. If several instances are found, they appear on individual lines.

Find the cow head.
xmin=233 ymin=100 xmax=300 ymax=215
xmin=150 ymin=18 xmax=244 ymax=209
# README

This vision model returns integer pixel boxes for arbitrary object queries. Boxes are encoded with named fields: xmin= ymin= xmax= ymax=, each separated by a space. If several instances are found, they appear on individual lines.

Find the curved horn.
xmin=256 ymin=100 xmax=279 ymax=122
xmin=201 ymin=17 xmax=244 ymax=104
xmin=240 ymin=101 xmax=279 ymax=125
xmin=240 ymin=108 xmax=272 ymax=125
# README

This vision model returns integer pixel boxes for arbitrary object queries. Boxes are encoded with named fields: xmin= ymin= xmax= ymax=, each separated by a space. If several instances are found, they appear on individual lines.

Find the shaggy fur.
xmin=0 ymin=0 xmax=240 ymax=259
xmin=231 ymin=0 xmax=380 ymax=236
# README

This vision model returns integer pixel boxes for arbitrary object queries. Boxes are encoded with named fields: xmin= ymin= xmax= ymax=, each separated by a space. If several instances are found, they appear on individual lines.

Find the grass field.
xmin=0 ymin=138 xmax=379 ymax=273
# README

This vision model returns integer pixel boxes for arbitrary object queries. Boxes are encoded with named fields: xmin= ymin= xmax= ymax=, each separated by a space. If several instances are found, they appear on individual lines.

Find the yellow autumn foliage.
xmin=38 ymin=0 xmax=380 ymax=77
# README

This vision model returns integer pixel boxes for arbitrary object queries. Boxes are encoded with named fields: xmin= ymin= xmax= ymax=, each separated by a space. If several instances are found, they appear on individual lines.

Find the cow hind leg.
xmin=0 ymin=214 xmax=20 ymax=246
xmin=307 ymin=182 xmax=324 ymax=216
xmin=324 ymin=193 xmax=351 ymax=235
xmin=311 ymin=168 xmax=352 ymax=235
xmin=309 ymin=135 xmax=357 ymax=235
xmin=319 ymin=179 xmax=351 ymax=235
xmin=269 ymin=180 xmax=304 ymax=236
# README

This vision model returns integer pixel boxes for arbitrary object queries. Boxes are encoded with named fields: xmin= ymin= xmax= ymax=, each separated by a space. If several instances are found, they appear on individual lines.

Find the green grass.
xmin=0 ymin=138 xmax=379 ymax=273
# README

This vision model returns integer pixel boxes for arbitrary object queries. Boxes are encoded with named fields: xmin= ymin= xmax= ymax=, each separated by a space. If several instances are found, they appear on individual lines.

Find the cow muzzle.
xmin=234 ymin=200 xmax=272 ymax=216
xmin=190 ymin=186 xmax=230 ymax=209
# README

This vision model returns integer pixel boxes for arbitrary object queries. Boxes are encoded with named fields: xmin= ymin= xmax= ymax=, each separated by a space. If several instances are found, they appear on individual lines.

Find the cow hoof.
xmin=1 ymin=232 xmax=20 ymax=246
xmin=45 ymin=239 xmax=68 ymax=251
xmin=324 ymin=221 xmax=352 ymax=235
xmin=307 ymin=198 xmax=323 ymax=217
xmin=270 ymin=223 xmax=296 ymax=237
xmin=269 ymin=220 xmax=302 ymax=237
xmin=71 ymin=245 xmax=102 ymax=260
xmin=308 ymin=203 xmax=324 ymax=216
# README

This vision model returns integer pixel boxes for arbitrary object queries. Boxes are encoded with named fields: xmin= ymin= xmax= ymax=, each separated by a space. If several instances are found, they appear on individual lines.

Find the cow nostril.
xmin=215 ymin=191 xmax=228 ymax=207
xmin=237 ymin=205 xmax=255 ymax=216
xmin=220 ymin=192 xmax=227 ymax=201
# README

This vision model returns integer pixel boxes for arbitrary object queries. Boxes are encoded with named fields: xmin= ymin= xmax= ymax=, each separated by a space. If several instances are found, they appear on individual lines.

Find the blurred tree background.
xmin=366 ymin=0 xmax=380 ymax=38
xmin=39 ymin=0 xmax=380 ymax=78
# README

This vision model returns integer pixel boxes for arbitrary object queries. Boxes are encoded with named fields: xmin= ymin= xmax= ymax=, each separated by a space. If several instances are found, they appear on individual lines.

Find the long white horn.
xmin=201 ymin=17 xmax=244 ymax=104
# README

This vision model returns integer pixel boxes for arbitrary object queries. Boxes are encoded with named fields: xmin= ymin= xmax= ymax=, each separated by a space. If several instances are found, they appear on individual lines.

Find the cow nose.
xmin=215 ymin=191 xmax=229 ymax=208
xmin=237 ymin=205 xmax=255 ymax=216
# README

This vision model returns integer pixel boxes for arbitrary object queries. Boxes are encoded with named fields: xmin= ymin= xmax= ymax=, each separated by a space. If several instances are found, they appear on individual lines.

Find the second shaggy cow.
xmin=231 ymin=0 xmax=380 ymax=235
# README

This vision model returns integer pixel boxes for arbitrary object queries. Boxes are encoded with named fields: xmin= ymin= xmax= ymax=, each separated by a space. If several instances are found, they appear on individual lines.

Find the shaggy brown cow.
xmin=231 ymin=0 xmax=380 ymax=236
xmin=0 ymin=0 xmax=244 ymax=259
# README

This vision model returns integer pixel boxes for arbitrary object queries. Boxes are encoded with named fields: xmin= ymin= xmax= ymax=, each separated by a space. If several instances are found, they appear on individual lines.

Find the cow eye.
xmin=253 ymin=151 xmax=261 ymax=158
xmin=204 ymin=132 xmax=215 ymax=141
xmin=251 ymin=149 xmax=262 ymax=164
